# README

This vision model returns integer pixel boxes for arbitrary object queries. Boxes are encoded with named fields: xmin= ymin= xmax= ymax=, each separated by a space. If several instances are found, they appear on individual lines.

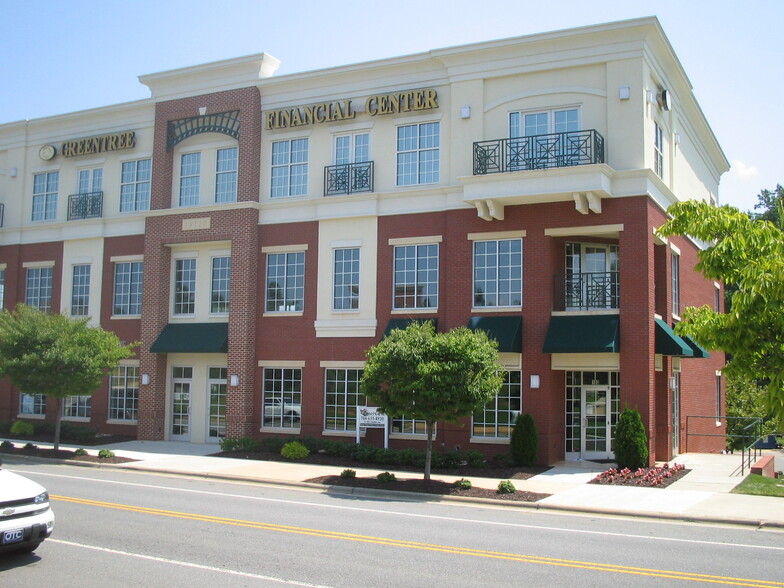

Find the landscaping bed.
xmin=589 ymin=464 xmax=690 ymax=489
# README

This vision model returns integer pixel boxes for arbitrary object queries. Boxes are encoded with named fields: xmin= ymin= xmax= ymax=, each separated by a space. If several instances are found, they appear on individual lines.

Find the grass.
xmin=731 ymin=474 xmax=784 ymax=498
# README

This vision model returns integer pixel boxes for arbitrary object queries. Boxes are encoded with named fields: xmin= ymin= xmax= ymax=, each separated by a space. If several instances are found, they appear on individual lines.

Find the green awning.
xmin=150 ymin=323 xmax=229 ymax=353
xmin=381 ymin=318 xmax=437 ymax=339
xmin=681 ymin=335 xmax=710 ymax=359
xmin=654 ymin=319 xmax=693 ymax=357
xmin=467 ymin=316 xmax=522 ymax=353
xmin=542 ymin=315 xmax=620 ymax=353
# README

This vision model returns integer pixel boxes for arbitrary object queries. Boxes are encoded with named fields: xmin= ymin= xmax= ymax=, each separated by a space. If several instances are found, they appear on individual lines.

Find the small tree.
xmin=614 ymin=407 xmax=649 ymax=469
xmin=362 ymin=321 xmax=503 ymax=480
xmin=510 ymin=413 xmax=538 ymax=466
xmin=0 ymin=304 xmax=137 ymax=449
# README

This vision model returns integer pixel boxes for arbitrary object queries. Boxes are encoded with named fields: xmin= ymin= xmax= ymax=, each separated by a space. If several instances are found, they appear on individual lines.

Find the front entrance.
xmin=565 ymin=371 xmax=618 ymax=461
xmin=581 ymin=386 xmax=611 ymax=460
xmin=171 ymin=366 xmax=192 ymax=441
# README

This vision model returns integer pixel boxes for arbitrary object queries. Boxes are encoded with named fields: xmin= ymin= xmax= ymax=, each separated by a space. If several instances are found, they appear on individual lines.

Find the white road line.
xmin=48 ymin=538 xmax=332 ymax=587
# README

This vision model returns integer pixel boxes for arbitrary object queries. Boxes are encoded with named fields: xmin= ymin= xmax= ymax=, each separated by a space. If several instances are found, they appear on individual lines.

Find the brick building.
xmin=0 ymin=17 xmax=729 ymax=464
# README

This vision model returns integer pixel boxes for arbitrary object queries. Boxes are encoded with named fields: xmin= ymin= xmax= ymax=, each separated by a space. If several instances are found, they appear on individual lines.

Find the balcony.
xmin=473 ymin=130 xmax=604 ymax=175
xmin=68 ymin=191 xmax=103 ymax=220
xmin=554 ymin=271 xmax=619 ymax=311
xmin=324 ymin=161 xmax=374 ymax=196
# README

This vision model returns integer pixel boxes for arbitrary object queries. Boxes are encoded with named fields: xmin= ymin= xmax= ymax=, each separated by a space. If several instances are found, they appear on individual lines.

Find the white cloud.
xmin=729 ymin=160 xmax=759 ymax=179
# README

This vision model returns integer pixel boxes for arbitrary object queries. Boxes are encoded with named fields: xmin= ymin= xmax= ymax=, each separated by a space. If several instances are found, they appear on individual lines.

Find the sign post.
xmin=356 ymin=406 xmax=389 ymax=449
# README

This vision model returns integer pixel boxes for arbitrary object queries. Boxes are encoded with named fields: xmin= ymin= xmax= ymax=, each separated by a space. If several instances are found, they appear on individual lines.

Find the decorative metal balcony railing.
xmin=473 ymin=130 xmax=605 ymax=175
xmin=554 ymin=271 xmax=619 ymax=311
xmin=68 ymin=191 xmax=103 ymax=220
xmin=324 ymin=161 xmax=374 ymax=196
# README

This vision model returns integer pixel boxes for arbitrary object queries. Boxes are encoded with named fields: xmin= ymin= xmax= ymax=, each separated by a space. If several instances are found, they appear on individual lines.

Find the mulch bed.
xmin=588 ymin=466 xmax=691 ymax=489
xmin=0 ymin=435 xmax=138 ymax=464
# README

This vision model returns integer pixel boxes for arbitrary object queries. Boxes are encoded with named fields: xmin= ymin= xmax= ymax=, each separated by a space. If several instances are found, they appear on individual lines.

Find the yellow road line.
xmin=51 ymin=495 xmax=783 ymax=587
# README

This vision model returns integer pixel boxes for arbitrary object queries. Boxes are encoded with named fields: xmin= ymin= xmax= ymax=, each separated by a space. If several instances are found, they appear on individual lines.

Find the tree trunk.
xmin=54 ymin=397 xmax=62 ymax=451
xmin=424 ymin=421 xmax=435 ymax=481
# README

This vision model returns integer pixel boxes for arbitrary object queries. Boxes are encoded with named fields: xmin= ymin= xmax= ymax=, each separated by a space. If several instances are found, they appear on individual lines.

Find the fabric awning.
xmin=654 ymin=319 xmax=693 ymax=357
xmin=681 ymin=335 xmax=710 ymax=359
xmin=150 ymin=323 xmax=229 ymax=353
xmin=381 ymin=318 xmax=437 ymax=339
xmin=467 ymin=316 xmax=522 ymax=353
xmin=542 ymin=315 xmax=620 ymax=353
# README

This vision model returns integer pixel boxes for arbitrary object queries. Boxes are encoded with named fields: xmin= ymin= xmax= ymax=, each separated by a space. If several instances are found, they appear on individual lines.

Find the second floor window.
xmin=32 ymin=171 xmax=58 ymax=221
xmin=266 ymin=252 xmax=304 ymax=312
xmin=78 ymin=168 xmax=103 ymax=193
xmin=654 ymin=122 xmax=664 ymax=178
xmin=113 ymin=261 xmax=143 ymax=316
xmin=510 ymin=108 xmax=579 ymax=137
xmin=174 ymin=258 xmax=196 ymax=315
xmin=120 ymin=159 xmax=151 ymax=212
xmin=215 ymin=147 xmax=238 ymax=203
xmin=335 ymin=133 xmax=369 ymax=164
xmin=211 ymin=256 xmax=231 ymax=314
xmin=397 ymin=122 xmax=439 ymax=186
xmin=271 ymin=139 xmax=308 ymax=198
xmin=25 ymin=267 xmax=53 ymax=312
xmin=473 ymin=239 xmax=522 ymax=308
xmin=333 ymin=248 xmax=360 ymax=310
xmin=393 ymin=244 xmax=438 ymax=309
xmin=71 ymin=264 xmax=91 ymax=317
xmin=179 ymin=153 xmax=201 ymax=207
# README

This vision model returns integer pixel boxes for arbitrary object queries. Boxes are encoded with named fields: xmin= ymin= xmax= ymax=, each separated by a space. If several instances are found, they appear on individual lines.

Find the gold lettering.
xmin=366 ymin=96 xmax=378 ymax=115
xmin=127 ymin=132 xmax=136 ymax=148
xmin=291 ymin=108 xmax=302 ymax=126
xmin=414 ymin=90 xmax=425 ymax=110
xmin=314 ymin=104 xmax=326 ymax=123
xmin=344 ymin=100 xmax=356 ymax=120
xmin=425 ymin=89 xmax=438 ymax=109
xmin=265 ymin=111 xmax=277 ymax=130
xmin=279 ymin=110 xmax=291 ymax=128
xmin=302 ymin=106 xmax=314 ymax=126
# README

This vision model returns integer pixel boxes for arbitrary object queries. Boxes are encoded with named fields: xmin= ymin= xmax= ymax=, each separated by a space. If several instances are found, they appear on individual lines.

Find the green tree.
xmin=614 ymin=408 xmax=649 ymax=469
xmin=658 ymin=200 xmax=784 ymax=429
xmin=751 ymin=184 xmax=784 ymax=227
xmin=0 ymin=304 xmax=137 ymax=449
xmin=725 ymin=377 xmax=777 ymax=450
xmin=361 ymin=321 xmax=504 ymax=480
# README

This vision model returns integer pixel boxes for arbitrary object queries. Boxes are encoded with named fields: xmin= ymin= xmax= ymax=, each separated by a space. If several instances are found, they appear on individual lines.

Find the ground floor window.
xmin=208 ymin=367 xmax=227 ymax=440
xmin=19 ymin=393 xmax=46 ymax=416
xmin=324 ymin=368 xmax=365 ymax=431
xmin=109 ymin=365 xmax=139 ymax=421
xmin=63 ymin=395 xmax=91 ymax=418
xmin=391 ymin=416 xmax=428 ymax=435
xmin=472 ymin=370 xmax=522 ymax=438
xmin=565 ymin=371 xmax=620 ymax=454
xmin=263 ymin=368 xmax=302 ymax=429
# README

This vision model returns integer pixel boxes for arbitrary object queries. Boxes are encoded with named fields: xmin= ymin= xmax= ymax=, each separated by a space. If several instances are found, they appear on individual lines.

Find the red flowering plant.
xmin=590 ymin=463 xmax=688 ymax=488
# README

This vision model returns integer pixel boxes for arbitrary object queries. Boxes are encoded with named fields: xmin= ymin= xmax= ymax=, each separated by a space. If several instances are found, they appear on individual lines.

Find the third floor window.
xmin=271 ymin=138 xmax=308 ymax=198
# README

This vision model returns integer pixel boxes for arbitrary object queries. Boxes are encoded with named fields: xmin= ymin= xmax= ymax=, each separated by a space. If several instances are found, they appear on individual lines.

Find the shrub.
xmin=463 ymin=450 xmax=486 ymax=468
xmin=510 ymin=413 xmax=538 ymax=466
xmin=10 ymin=420 xmax=34 ymax=437
xmin=260 ymin=436 xmax=286 ymax=454
xmin=394 ymin=448 xmax=425 ymax=467
xmin=23 ymin=443 xmax=37 ymax=450
xmin=492 ymin=452 xmax=515 ymax=468
xmin=98 ymin=449 xmax=115 ymax=458
xmin=32 ymin=421 xmax=55 ymax=436
xmin=340 ymin=468 xmax=357 ymax=478
xmin=614 ymin=407 xmax=649 ymax=469
xmin=0 ymin=421 xmax=12 ymax=434
xmin=60 ymin=423 xmax=98 ymax=444
xmin=220 ymin=437 xmax=261 ymax=452
xmin=452 ymin=478 xmax=472 ymax=490
xmin=349 ymin=444 xmax=380 ymax=463
xmin=281 ymin=441 xmax=309 ymax=460
xmin=74 ymin=448 xmax=88 ymax=456
xmin=497 ymin=480 xmax=516 ymax=494
xmin=1 ymin=440 xmax=14 ymax=449
xmin=376 ymin=471 xmax=396 ymax=483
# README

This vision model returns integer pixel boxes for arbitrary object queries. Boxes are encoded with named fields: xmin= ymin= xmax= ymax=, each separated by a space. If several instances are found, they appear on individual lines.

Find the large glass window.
xmin=71 ymin=264 xmax=91 ymax=317
xmin=473 ymin=239 xmax=522 ymax=308
xmin=78 ymin=168 xmax=103 ymax=193
xmin=391 ymin=416 xmax=428 ymax=435
xmin=25 ymin=267 xmax=53 ymax=312
xmin=333 ymin=248 xmax=360 ymax=311
xmin=266 ymin=252 xmax=304 ymax=312
xmin=393 ymin=244 xmax=438 ymax=309
xmin=564 ymin=242 xmax=619 ymax=310
xmin=215 ymin=147 xmax=238 ymax=203
xmin=63 ymin=395 xmax=91 ymax=419
xmin=211 ymin=256 xmax=231 ymax=314
xmin=510 ymin=108 xmax=579 ymax=137
xmin=397 ymin=122 xmax=439 ymax=186
xmin=179 ymin=152 xmax=201 ymax=207
xmin=335 ymin=133 xmax=369 ymax=164
xmin=654 ymin=122 xmax=664 ymax=178
xmin=262 ymin=368 xmax=302 ymax=429
xmin=109 ymin=365 xmax=139 ymax=421
xmin=472 ymin=371 xmax=522 ymax=438
xmin=174 ymin=258 xmax=196 ymax=315
xmin=19 ymin=393 xmax=46 ymax=416
xmin=271 ymin=138 xmax=308 ymax=197
xmin=120 ymin=159 xmax=151 ymax=212
xmin=113 ymin=261 xmax=143 ymax=316
xmin=32 ymin=171 xmax=58 ymax=221
xmin=324 ymin=368 xmax=365 ymax=431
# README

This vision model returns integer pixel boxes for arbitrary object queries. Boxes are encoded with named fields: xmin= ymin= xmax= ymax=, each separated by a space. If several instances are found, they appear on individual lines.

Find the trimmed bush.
xmin=463 ymin=450 xmax=486 ymax=468
xmin=281 ymin=441 xmax=309 ymax=460
xmin=340 ymin=469 xmax=356 ymax=478
xmin=60 ymin=423 xmax=98 ymax=444
xmin=220 ymin=437 xmax=261 ymax=452
xmin=497 ymin=480 xmax=516 ymax=494
xmin=1 ymin=440 xmax=14 ymax=449
xmin=510 ymin=413 xmax=538 ymax=466
xmin=97 ymin=449 xmax=115 ymax=458
xmin=23 ymin=443 xmax=37 ymax=450
xmin=452 ymin=478 xmax=472 ymax=490
xmin=260 ymin=436 xmax=286 ymax=454
xmin=376 ymin=471 xmax=396 ymax=483
xmin=74 ymin=448 xmax=88 ymax=456
xmin=10 ymin=420 xmax=34 ymax=437
xmin=614 ymin=407 xmax=649 ymax=469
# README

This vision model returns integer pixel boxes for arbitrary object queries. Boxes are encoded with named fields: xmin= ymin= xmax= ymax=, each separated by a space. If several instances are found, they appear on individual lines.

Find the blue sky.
xmin=2 ymin=0 xmax=781 ymax=212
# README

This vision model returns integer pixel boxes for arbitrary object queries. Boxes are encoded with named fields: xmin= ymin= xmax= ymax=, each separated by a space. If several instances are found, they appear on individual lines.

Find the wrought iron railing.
xmin=554 ymin=271 xmax=619 ymax=311
xmin=474 ymin=130 xmax=604 ymax=175
xmin=324 ymin=161 xmax=374 ymax=196
xmin=68 ymin=191 xmax=103 ymax=220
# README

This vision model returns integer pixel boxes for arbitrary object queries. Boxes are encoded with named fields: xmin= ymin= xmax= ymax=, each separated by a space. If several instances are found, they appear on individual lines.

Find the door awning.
xmin=654 ymin=319 xmax=693 ymax=357
xmin=381 ymin=318 xmax=437 ymax=339
xmin=542 ymin=315 xmax=620 ymax=353
xmin=467 ymin=316 xmax=522 ymax=353
xmin=681 ymin=335 xmax=709 ymax=359
xmin=150 ymin=323 xmax=229 ymax=353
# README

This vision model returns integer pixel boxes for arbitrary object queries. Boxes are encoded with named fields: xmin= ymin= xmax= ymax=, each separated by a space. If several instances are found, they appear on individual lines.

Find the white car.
xmin=0 ymin=462 xmax=54 ymax=554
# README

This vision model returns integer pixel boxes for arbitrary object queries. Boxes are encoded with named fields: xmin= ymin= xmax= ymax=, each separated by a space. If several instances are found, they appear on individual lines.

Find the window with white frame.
xmin=391 ymin=416 xmax=428 ymax=435
xmin=324 ymin=368 xmax=365 ymax=431
xmin=32 ymin=171 xmax=58 ymax=221
xmin=472 ymin=371 xmax=522 ymax=438
xmin=26 ymin=267 xmax=53 ymax=312
xmin=262 ymin=368 xmax=302 ymax=429
xmin=335 ymin=133 xmax=369 ymax=164
xmin=266 ymin=252 xmax=304 ymax=312
xmin=510 ymin=107 xmax=579 ymax=137
xmin=672 ymin=252 xmax=680 ymax=316
xmin=19 ymin=393 xmax=46 ymax=416
xmin=333 ymin=248 xmax=360 ymax=310
xmin=109 ymin=365 xmax=139 ymax=420
xmin=0 ymin=268 xmax=5 ymax=310
xmin=113 ymin=261 xmax=143 ymax=316
xmin=654 ymin=122 xmax=664 ymax=178
xmin=393 ymin=244 xmax=438 ymax=309
xmin=565 ymin=242 xmax=619 ymax=310
xmin=215 ymin=147 xmax=238 ymax=203
xmin=78 ymin=168 xmax=103 ymax=193
xmin=71 ymin=264 xmax=91 ymax=317
xmin=396 ymin=122 xmax=439 ymax=186
xmin=179 ymin=152 xmax=201 ymax=207
xmin=716 ymin=374 xmax=722 ymax=418
xmin=271 ymin=138 xmax=308 ymax=197
xmin=120 ymin=159 xmax=151 ymax=212
xmin=174 ymin=258 xmax=196 ymax=315
xmin=473 ymin=238 xmax=522 ymax=308
xmin=63 ymin=395 xmax=91 ymax=418
xmin=714 ymin=284 xmax=721 ymax=312
xmin=210 ymin=256 xmax=231 ymax=314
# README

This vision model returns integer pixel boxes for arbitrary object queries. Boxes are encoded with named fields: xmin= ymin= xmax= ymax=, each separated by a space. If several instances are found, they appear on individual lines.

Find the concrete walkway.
xmin=4 ymin=438 xmax=783 ymax=528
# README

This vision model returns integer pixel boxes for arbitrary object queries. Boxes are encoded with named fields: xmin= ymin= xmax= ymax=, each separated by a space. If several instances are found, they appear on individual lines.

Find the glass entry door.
xmin=171 ymin=367 xmax=192 ymax=441
xmin=581 ymin=386 xmax=612 ymax=460
xmin=208 ymin=367 xmax=227 ymax=442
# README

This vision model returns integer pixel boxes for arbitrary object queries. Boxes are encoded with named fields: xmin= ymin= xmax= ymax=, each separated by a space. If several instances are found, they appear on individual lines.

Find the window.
xmin=391 ymin=416 xmax=428 ymax=435
xmin=26 ymin=267 xmax=53 ymax=312
xmin=262 ymin=368 xmax=302 ymax=429
xmin=211 ymin=256 xmax=231 ymax=314
xmin=654 ymin=122 xmax=664 ymax=178
xmin=324 ymin=368 xmax=365 ymax=431
xmin=564 ymin=242 xmax=619 ymax=310
xmin=510 ymin=108 xmax=579 ymax=137
xmin=0 ymin=268 xmax=4 ymax=310
xmin=19 ymin=393 xmax=46 ymax=416
xmin=179 ymin=152 xmax=201 ymax=207
xmin=63 ymin=395 xmax=91 ymax=418
xmin=672 ymin=252 xmax=680 ymax=316
xmin=71 ymin=264 xmax=91 ymax=317
xmin=120 ymin=159 xmax=151 ymax=212
xmin=397 ymin=122 xmax=439 ymax=186
xmin=335 ymin=133 xmax=369 ymax=164
xmin=715 ymin=374 xmax=722 ymax=418
xmin=78 ymin=168 xmax=103 ymax=193
xmin=32 ymin=171 xmax=58 ymax=221
xmin=333 ymin=248 xmax=360 ymax=310
xmin=109 ymin=365 xmax=139 ymax=421
xmin=393 ymin=244 xmax=438 ymax=309
xmin=714 ymin=284 xmax=721 ymax=312
xmin=271 ymin=138 xmax=308 ymax=197
xmin=215 ymin=147 xmax=238 ymax=203
xmin=473 ymin=239 xmax=522 ymax=308
xmin=472 ymin=371 xmax=521 ymax=438
xmin=113 ymin=261 xmax=143 ymax=315
xmin=174 ymin=258 xmax=196 ymax=315
xmin=266 ymin=252 xmax=304 ymax=312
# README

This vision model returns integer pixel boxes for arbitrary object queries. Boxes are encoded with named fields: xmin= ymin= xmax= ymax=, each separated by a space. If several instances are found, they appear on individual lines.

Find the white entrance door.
xmin=171 ymin=367 xmax=192 ymax=441
xmin=581 ymin=386 xmax=612 ymax=460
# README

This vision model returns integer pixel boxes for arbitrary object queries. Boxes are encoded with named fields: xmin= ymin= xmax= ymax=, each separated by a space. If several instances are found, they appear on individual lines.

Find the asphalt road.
xmin=1 ymin=460 xmax=783 ymax=587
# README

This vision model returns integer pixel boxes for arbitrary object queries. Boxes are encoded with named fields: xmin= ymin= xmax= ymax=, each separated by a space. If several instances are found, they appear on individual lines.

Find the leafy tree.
xmin=0 ymin=304 xmax=137 ymax=449
xmin=725 ymin=377 xmax=777 ymax=450
xmin=361 ymin=321 xmax=503 ymax=480
xmin=658 ymin=200 xmax=784 ymax=429
xmin=751 ymin=184 xmax=784 ymax=227
xmin=510 ymin=412 xmax=538 ymax=466
xmin=614 ymin=408 xmax=649 ymax=469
